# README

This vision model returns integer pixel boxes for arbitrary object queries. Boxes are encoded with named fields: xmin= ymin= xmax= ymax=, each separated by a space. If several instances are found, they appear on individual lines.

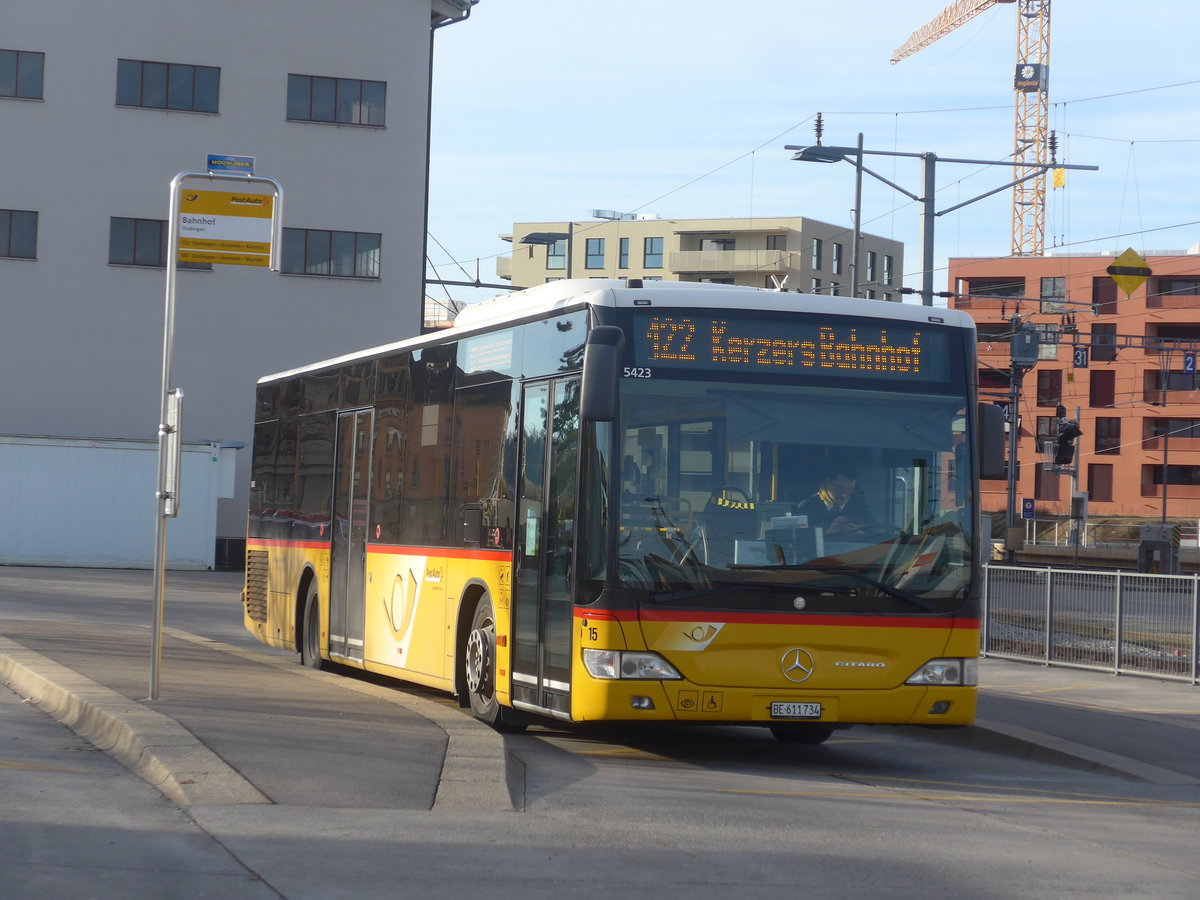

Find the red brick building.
xmin=949 ymin=250 xmax=1200 ymax=525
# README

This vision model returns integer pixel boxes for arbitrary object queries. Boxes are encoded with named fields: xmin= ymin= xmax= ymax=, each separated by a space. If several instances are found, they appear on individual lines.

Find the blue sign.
xmin=1072 ymin=347 xmax=1089 ymax=369
xmin=1021 ymin=498 xmax=1035 ymax=520
xmin=207 ymin=154 xmax=255 ymax=176
xmin=1185 ymin=352 xmax=1196 ymax=375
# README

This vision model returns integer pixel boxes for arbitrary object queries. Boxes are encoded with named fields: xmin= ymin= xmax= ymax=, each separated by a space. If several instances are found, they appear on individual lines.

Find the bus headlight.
xmin=582 ymin=649 xmax=682 ymax=680
xmin=906 ymin=658 xmax=977 ymax=686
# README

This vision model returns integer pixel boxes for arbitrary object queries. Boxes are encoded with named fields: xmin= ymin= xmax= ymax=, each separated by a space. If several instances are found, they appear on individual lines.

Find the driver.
xmin=795 ymin=466 xmax=872 ymax=536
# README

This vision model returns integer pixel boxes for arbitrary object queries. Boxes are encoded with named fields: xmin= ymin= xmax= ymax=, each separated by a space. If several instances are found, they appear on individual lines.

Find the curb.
xmin=164 ymin=629 xmax=518 ymax=812
xmin=0 ymin=634 xmax=270 ymax=807
xmin=972 ymin=718 xmax=1200 ymax=786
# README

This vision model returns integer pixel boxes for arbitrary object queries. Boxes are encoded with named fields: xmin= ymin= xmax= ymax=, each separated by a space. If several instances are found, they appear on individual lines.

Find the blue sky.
xmin=426 ymin=1 xmax=1200 ymax=309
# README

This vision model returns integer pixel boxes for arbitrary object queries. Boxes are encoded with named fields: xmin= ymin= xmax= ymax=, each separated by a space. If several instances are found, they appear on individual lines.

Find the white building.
xmin=2 ymin=0 xmax=475 ymax=565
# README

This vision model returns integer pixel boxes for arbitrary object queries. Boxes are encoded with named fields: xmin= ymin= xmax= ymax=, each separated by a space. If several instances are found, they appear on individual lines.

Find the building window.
xmin=1150 ymin=465 xmax=1200 ymax=487
xmin=1040 ymin=276 xmax=1066 ymax=313
xmin=700 ymin=238 xmax=734 ymax=251
xmin=584 ymin=238 xmax=605 ymax=270
xmin=767 ymin=234 xmax=786 ymax=251
xmin=643 ymin=236 xmax=663 ymax=269
xmin=1034 ymin=463 xmax=1060 ymax=501
xmin=883 ymin=254 xmax=895 ymax=286
xmin=866 ymin=250 xmax=877 ymax=283
xmin=1149 ymin=419 xmax=1200 ymax=443
xmin=1089 ymin=370 xmax=1115 ymax=408
xmin=1094 ymin=417 xmax=1121 ymax=455
xmin=1087 ymin=464 xmax=1113 ymax=502
xmin=1036 ymin=416 xmax=1057 ymax=449
xmin=1 ymin=49 xmax=44 ymax=99
xmin=286 ymin=74 xmax=385 ymax=126
xmin=1092 ymin=277 xmax=1118 ymax=314
xmin=1036 ymin=370 xmax=1061 ymax=406
xmin=831 ymin=242 xmax=843 ymax=274
xmin=1152 ymin=277 xmax=1200 ymax=300
xmin=965 ymin=277 xmax=1024 ymax=299
xmin=643 ymin=275 xmax=662 ymax=281
xmin=830 ymin=282 xmax=841 ymax=296
xmin=811 ymin=238 xmax=822 ymax=270
xmin=1033 ymin=323 xmax=1059 ymax=360
xmin=108 ymin=217 xmax=210 ymax=269
xmin=0 ymin=208 xmax=37 ymax=259
xmin=282 ymin=228 xmax=380 ymax=278
xmin=116 ymin=59 xmax=219 ymax=112
xmin=546 ymin=239 xmax=566 ymax=270
xmin=1150 ymin=370 xmax=1200 ymax=393
xmin=811 ymin=278 xmax=821 ymax=293
xmin=618 ymin=237 xmax=629 ymax=269
xmin=1091 ymin=323 xmax=1117 ymax=362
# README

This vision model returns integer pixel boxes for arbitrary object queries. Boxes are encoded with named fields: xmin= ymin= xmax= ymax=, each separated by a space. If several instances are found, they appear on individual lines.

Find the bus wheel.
xmin=300 ymin=581 xmax=328 ymax=671
xmin=770 ymin=723 xmax=835 ymax=745
xmin=464 ymin=596 xmax=526 ymax=733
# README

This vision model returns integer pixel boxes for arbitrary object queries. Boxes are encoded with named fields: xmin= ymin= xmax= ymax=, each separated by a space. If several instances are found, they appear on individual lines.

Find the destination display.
xmin=632 ymin=312 xmax=950 ymax=382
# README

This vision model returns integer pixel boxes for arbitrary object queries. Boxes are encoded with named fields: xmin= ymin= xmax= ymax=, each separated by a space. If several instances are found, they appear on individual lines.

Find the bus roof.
xmin=259 ymin=279 xmax=975 ymax=384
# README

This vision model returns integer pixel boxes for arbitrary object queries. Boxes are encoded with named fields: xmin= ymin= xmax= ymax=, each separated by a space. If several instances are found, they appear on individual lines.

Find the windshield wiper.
xmin=650 ymin=582 xmax=781 ymax=603
xmin=769 ymin=564 xmax=938 ymax=612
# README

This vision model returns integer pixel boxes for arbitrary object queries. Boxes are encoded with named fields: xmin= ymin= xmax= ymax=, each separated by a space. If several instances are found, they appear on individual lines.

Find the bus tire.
xmin=300 ymin=581 xmax=328 ymax=671
xmin=770 ymin=723 xmax=835 ymax=745
xmin=464 ymin=595 xmax=526 ymax=733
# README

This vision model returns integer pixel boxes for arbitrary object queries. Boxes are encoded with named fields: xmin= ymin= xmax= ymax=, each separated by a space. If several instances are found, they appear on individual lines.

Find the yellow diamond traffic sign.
xmin=1107 ymin=247 xmax=1151 ymax=297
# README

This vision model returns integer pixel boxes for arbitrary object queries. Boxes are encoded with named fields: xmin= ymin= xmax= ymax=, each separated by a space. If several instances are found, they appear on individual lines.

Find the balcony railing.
xmin=669 ymin=249 xmax=788 ymax=274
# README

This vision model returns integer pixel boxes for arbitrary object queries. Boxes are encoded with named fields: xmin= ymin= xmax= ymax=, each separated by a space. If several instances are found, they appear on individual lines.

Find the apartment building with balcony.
xmin=950 ymin=248 xmax=1200 ymax=524
xmin=498 ymin=215 xmax=904 ymax=300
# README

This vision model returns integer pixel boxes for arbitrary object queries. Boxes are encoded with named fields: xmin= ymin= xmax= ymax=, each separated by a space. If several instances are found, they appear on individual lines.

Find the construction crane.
xmin=891 ymin=0 xmax=1051 ymax=257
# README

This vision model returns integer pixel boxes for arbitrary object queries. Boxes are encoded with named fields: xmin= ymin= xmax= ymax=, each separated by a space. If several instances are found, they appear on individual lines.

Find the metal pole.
xmin=1004 ymin=342 xmax=1023 ymax=563
xmin=1162 ymin=371 xmax=1169 ymax=523
xmin=149 ymin=170 xmax=283 ymax=701
xmin=919 ymin=152 xmax=936 ymax=306
xmin=149 ymin=174 xmax=185 ymax=700
xmin=851 ymin=133 xmax=863 ymax=298
xmin=566 ymin=221 xmax=574 ymax=279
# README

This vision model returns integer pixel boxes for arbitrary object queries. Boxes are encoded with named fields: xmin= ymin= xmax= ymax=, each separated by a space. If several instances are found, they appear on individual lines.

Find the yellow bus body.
xmin=246 ymin=539 xmax=976 ymax=727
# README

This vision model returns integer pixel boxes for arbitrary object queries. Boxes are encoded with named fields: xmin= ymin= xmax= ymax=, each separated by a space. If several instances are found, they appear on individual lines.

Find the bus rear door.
xmin=329 ymin=408 xmax=372 ymax=664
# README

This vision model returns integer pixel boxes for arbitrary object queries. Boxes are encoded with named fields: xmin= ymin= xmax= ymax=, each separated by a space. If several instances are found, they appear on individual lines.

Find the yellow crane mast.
xmin=891 ymin=0 xmax=1051 ymax=257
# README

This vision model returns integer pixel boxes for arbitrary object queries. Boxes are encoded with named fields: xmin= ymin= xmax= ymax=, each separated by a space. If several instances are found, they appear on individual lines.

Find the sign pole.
xmin=149 ymin=166 xmax=282 ymax=701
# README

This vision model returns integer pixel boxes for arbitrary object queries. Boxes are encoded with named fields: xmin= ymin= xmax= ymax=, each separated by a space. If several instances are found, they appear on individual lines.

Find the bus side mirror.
xmin=581 ymin=326 xmax=625 ymax=422
xmin=978 ymin=403 xmax=1006 ymax=481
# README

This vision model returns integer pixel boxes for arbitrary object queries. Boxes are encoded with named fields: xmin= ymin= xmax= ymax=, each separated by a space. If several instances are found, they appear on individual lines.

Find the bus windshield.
xmin=614 ymin=378 xmax=973 ymax=615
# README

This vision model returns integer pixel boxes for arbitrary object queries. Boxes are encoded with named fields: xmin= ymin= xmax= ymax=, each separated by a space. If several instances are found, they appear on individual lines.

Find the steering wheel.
xmin=719 ymin=485 xmax=750 ymax=503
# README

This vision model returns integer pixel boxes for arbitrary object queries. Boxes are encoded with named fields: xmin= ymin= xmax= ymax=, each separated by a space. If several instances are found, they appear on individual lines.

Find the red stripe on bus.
xmin=576 ymin=608 xmax=978 ymax=629
xmin=248 ymin=539 xmax=329 ymax=551
xmin=248 ymin=538 xmax=507 ymax=561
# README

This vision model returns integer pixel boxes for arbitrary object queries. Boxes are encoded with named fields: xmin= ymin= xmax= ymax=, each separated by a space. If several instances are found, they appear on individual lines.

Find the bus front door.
xmin=329 ymin=408 xmax=372 ymax=663
xmin=511 ymin=378 xmax=580 ymax=719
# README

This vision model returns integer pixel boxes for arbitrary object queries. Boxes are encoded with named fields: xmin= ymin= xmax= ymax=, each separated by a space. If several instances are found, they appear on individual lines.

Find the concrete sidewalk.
xmin=0 ymin=619 xmax=514 ymax=811
xmin=973 ymin=654 xmax=1200 ymax=785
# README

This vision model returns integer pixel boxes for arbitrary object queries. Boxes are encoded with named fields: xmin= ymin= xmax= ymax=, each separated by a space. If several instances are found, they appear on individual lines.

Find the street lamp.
xmin=786 ymin=141 xmax=1098 ymax=306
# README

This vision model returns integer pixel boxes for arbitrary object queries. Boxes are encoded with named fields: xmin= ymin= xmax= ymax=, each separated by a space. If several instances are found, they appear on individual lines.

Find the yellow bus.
xmin=243 ymin=279 xmax=1003 ymax=742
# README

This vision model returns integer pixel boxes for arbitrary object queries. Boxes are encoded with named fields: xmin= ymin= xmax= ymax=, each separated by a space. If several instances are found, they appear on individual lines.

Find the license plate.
xmin=771 ymin=701 xmax=822 ymax=719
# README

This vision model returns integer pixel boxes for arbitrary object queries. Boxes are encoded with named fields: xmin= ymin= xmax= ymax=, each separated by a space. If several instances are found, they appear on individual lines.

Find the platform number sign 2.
xmin=1184 ymin=352 xmax=1196 ymax=376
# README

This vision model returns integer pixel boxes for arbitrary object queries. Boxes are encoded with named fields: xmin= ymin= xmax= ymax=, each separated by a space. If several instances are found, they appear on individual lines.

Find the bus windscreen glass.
xmin=613 ymin=311 xmax=973 ymax=615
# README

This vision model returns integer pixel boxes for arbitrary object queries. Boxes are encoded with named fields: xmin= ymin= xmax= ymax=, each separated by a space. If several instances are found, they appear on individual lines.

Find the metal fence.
xmin=982 ymin=565 xmax=1200 ymax=684
xmin=1022 ymin=518 xmax=1200 ymax=549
